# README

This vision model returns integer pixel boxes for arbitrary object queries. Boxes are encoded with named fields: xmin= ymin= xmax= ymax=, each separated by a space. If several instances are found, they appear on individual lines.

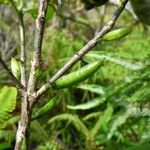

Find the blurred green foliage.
xmin=0 ymin=0 xmax=150 ymax=149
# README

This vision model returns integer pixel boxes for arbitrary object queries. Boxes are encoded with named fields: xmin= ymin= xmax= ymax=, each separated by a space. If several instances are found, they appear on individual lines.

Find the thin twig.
xmin=0 ymin=56 xmax=25 ymax=90
xmin=9 ymin=0 xmax=27 ymax=85
xmin=37 ymin=0 xmax=129 ymax=97
xmin=14 ymin=9 xmax=28 ymax=150
xmin=19 ymin=11 xmax=27 ymax=87
xmin=8 ymin=1 xmax=29 ymax=149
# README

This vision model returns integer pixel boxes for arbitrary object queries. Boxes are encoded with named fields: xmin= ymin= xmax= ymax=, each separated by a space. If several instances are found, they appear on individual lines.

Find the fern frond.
xmin=129 ymin=86 xmax=150 ymax=103
xmin=31 ymin=120 xmax=49 ymax=142
xmin=107 ymin=107 xmax=132 ymax=140
xmin=121 ymin=81 xmax=143 ymax=96
xmin=0 ymin=142 xmax=12 ymax=150
xmin=3 ymin=115 xmax=20 ymax=129
xmin=0 ymin=130 xmax=16 ymax=143
xmin=0 ymin=111 xmax=11 ymax=122
xmin=107 ymin=105 xmax=150 ymax=140
xmin=67 ymin=97 xmax=106 ymax=110
xmin=83 ymin=111 xmax=102 ymax=121
xmin=36 ymin=139 xmax=63 ymax=150
xmin=131 ymin=107 xmax=150 ymax=118
xmin=0 ymin=86 xmax=17 ymax=128
xmin=0 ymin=86 xmax=17 ymax=112
xmin=77 ymin=84 xmax=105 ymax=95
xmin=48 ymin=114 xmax=89 ymax=137
xmin=91 ymin=103 xmax=113 ymax=138
xmin=85 ymin=52 xmax=143 ymax=70
xmin=142 ymin=119 xmax=150 ymax=142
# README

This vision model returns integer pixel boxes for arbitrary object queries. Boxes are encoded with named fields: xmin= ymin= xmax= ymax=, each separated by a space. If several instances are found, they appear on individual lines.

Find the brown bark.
xmin=14 ymin=0 xmax=49 ymax=149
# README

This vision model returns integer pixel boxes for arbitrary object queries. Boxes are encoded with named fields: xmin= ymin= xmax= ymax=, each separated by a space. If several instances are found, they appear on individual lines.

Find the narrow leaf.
xmin=77 ymin=84 xmax=105 ymax=95
xmin=0 ymin=86 xmax=17 ymax=112
xmin=48 ymin=114 xmax=89 ymax=137
xmin=67 ymin=97 xmax=106 ymax=110
xmin=11 ymin=58 xmax=21 ymax=79
xmin=85 ymin=52 xmax=143 ymax=70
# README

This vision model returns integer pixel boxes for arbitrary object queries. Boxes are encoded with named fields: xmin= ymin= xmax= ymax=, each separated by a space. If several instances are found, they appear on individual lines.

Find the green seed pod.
xmin=32 ymin=97 xmax=57 ymax=120
xmin=102 ymin=27 xmax=132 ymax=42
xmin=52 ymin=61 xmax=102 ymax=89
xmin=11 ymin=58 xmax=21 ymax=79
xmin=81 ymin=0 xmax=108 ymax=10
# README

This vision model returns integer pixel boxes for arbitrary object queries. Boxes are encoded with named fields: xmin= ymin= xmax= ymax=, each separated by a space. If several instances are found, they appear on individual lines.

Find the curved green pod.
xmin=32 ymin=97 xmax=57 ymax=120
xmin=52 ymin=61 xmax=102 ymax=89
xmin=102 ymin=27 xmax=132 ymax=42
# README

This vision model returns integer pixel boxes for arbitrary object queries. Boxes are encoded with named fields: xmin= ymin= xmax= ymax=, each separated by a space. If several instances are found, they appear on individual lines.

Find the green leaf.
xmin=0 ymin=142 xmax=12 ymax=149
xmin=100 ymin=103 xmax=114 ymax=131
xmin=0 ymin=86 xmax=17 ymax=128
xmin=11 ymin=58 xmax=21 ymax=79
xmin=0 ymin=86 xmax=17 ymax=112
xmin=0 ymin=0 xmax=9 ymax=4
xmin=85 ymin=51 xmax=143 ymax=70
xmin=25 ymin=5 xmax=54 ymax=20
xmin=67 ymin=97 xmax=106 ymax=110
xmin=107 ymin=108 xmax=131 ymax=140
xmin=107 ymin=104 xmax=150 ymax=140
xmin=0 ymin=111 xmax=10 ymax=121
xmin=0 ymin=130 xmax=16 ymax=143
xmin=131 ymin=107 xmax=150 ymax=118
xmin=48 ymin=114 xmax=89 ymax=137
xmin=45 ymin=5 xmax=54 ymax=21
xmin=31 ymin=120 xmax=49 ymax=141
xmin=83 ymin=111 xmax=102 ymax=121
xmin=91 ymin=103 xmax=113 ymax=137
xmin=26 ymin=8 xmax=38 ymax=19
xmin=3 ymin=115 xmax=20 ymax=129
xmin=129 ymin=86 xmax=150 ymax=102
xmin=77 ymin=84 xmax=105 ymax=95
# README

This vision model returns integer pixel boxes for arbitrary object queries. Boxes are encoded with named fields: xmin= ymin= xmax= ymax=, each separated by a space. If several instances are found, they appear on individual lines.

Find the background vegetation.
xmin=0 ymin=0 xmax=150 ymax=149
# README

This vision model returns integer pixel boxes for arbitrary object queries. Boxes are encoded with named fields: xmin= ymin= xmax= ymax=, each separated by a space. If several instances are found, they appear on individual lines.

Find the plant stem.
xmin=10 ymin=2 xmax=29 ymax=149
xmin=19 ymin=11 xmax=26 ymax=87
xmin=28 ymin=0 xmax=48 ymax=94
xmin=14 ymin=93 xmax=30 ymax=150
xmin=14 ymin=0 xmax=49 ymax=149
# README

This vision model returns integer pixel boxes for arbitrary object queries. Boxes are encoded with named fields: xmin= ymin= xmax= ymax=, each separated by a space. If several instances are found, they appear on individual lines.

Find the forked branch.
xmin=37 ymin=0 xmax=129 ymax=97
